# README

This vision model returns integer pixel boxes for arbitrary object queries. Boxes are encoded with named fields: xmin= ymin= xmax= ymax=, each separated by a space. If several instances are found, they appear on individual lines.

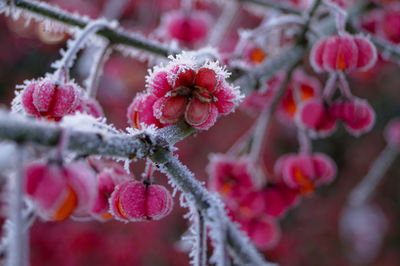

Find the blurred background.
xmin=0 ymin=0 xmax=399 ymax=265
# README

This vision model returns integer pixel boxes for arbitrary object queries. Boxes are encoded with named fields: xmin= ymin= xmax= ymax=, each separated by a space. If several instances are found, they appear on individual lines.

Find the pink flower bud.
xmin=207 ymin=155 xmax=256 ymax=200
xmin=21 ymin=78 xmax=81 ymax=119
xmin=384 ymin=118 xmax=400 ymax=150
xmin=295 ymin=98 xmax=337 ymax=138
xmin=75 ymin=98 xmax=104 ymax=118
xmin=162 ymin=10 xmax=212 ymax=45
xmin=341 ymin=98 xmax=375 ymax=137
xmin=110 ymin=181 xmax=173 ymax=222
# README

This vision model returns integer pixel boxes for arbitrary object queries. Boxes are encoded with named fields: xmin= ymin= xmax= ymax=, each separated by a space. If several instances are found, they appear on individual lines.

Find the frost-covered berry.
xmin=146 ymin=53 xmax=241 ymax=130
xmin=20 ymin=78 xmax=81 ymax=120
xmin=110 ymin=181 xmax=173 ymax=222
xmin=310 ymin=35 xmax=377 ymax=73
xmin=207 ymin=154 xmax=255 ymax=200
xmin=340 ymin=98 xmax=375 ymax=137
xmin=384 ymin=118 xmax=400 ymax=150
xmin=24 ymin=160 xmax=96 ymax=221
xmin=91 ymin=167 xmax=130 ymax=220
xmin=275 ymin=153 xmax=336 ymax=194
xmin=127 ymin=93 xmax=164 ymax=129
xmin=161 ymin=10 xmax=212 ymax=46
xmin=295 ymin=98 xmax=337 ymax=138
xmin=279 ymin=71 xmax=322 ymax=120
xmin=75 ymin=98 xmax=104 ymax=118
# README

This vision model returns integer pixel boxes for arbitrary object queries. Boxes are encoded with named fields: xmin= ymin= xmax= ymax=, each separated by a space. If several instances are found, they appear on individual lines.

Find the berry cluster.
xmin=128 ymin=53 xmax=242 ymax=130
xmin=24 ymin=159 xmax=173 ymax=223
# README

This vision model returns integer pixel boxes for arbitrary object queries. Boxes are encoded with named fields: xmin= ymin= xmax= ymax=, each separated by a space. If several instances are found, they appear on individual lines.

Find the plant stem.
xmin=1 ymin=0 xmax=180 ymax=57
xmin=85 ymin=44 xmax=112 ymax=98
xmin=348 ymin=145 xmax=398 ymax=206
xmin=237 ymin=0 xmax=302 ymax=15
xmin=7 ymin=145 xmax=27 ymax=266
xmin=195 ymin=210 xmax=207 ymax=266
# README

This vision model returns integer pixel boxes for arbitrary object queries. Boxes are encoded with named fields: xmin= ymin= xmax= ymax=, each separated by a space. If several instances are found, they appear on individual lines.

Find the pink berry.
xmin=310 ymin=35 xmax=376 ymax=73
xmin=75 ymin=98 xmax=104 ymax=118
xmin=91 ymin=167 xmax=130 ymax=220
xmin=21 ymin=81 xmax=40 ymax=116
xmin=278 ymin=71 xmax=322 ymax=120
xmin=21 ymin=78 xmax=80 ymax=119
xmin=127 ymin=93 xmax=164 ymax=129
xmin=110 ymin=181 xmax=173 ymax=222
xmin=240 ymin=215 xmax=281 ymax=249
xmin=275 ymin=153 xmax=336 ymax=194
xmin=353 ymin=36 xmax=378 ymax=72
xmin=384 ymin=118 xmax=400 ymax=150
xmin=25 ymin=161 xmax=76 ymax=221
xmin=64 ymin=161 xmax=97 ymax=217
xmin=341 ymin=98 xmax=375 ymax=137
xmin=162 ymin=10 xmax=212 ymax=45
xmin=263 ymin=183 xmax=300 ymax=217
xmin=207 ymin=155 xmax=256 ymax=200
xmin=380 ymin=5 xmax=400 ymax=44
xmin=24 ymin=160 xmax=96 ymax=221
xmin=323 ymin=34 xmax=358 ymax=72
xmin=295 ymin=98 xmax=337 ymax=138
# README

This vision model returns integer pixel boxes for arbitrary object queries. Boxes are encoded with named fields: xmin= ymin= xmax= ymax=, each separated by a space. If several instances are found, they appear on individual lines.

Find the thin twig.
xmin=195 ymin=210 xmax=207 ymax=266
xmin=85 ymin=44 xmax=112 ymax=98
xmin=348 ymin=145 xmax=398 ymax=206
xmin=1 ymin=0 xmax=180 ymax=57
xmin=237 ymin=0 xmax=302 ymax=15
xmin=7 ymin=145 xmax=27 ymax=266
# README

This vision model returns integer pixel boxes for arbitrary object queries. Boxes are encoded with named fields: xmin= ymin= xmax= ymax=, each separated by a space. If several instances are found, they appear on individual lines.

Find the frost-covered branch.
xmin=0 ymin=112 xmax=193 ymax=159
xmin=348 ymin=145 xmax=398 ymax=206
xmin=6 ymin=145 xmax=28 ymax=266
xmin=237 ymin=0 xmax=302 ymax=15
xmin=0 ymin=0 xmax=179 ymax=57
xmin=52 ymin=19 xmax=110 ymax=81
